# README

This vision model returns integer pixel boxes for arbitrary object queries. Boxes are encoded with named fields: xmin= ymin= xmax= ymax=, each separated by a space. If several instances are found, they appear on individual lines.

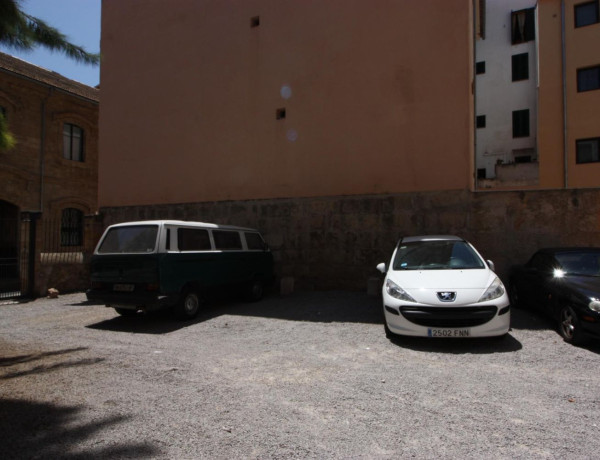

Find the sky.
xmin=0 ymin=0 xmax=101 ymax=87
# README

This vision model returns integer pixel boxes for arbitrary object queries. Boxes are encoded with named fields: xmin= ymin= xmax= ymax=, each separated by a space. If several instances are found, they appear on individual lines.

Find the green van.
xmin=86 ymin=220 xmax=274 ymax=319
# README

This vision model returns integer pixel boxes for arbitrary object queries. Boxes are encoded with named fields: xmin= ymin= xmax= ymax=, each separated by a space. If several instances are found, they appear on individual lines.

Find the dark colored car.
xmin=509 ymin=248 xmax=600 ymax=345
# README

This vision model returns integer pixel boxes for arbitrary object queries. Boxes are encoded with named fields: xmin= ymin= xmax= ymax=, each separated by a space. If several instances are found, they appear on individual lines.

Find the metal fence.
xmin=39 ymin=216 xmax=88 ymax=265
xmin=0 ymin=215 xmax=97 ymax=300
xmin=0 ymin=217 xmax=31 ymax=300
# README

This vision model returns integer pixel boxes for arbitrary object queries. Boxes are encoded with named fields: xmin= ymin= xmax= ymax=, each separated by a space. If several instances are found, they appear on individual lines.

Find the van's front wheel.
xmin=175 ymin=289 xmax=202 ymax=320
xmin=245 ymin=280 xmax=264 ymax=302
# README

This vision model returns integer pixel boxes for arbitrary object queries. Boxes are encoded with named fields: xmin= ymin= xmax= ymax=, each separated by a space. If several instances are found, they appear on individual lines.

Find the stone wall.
xmin=99 ymin=188 xmax=600 ymax=290
xmin=27 ymin=214 xmax=103 ymax=297
xmin=37 ymin=260 xmax=90 ymax=297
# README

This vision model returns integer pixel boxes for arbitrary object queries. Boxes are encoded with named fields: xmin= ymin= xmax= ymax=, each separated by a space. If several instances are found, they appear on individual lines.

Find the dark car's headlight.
xmin=478 ymin=277 xmax=505 ymax=302
xmin=588 ymin=299 xmax=600 ymax=312
xmin=385 ymin=279 xmax=416 ymax=302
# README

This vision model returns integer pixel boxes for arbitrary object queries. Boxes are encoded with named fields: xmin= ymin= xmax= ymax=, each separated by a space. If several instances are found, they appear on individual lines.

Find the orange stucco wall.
xmin=564 ymin=0 xmax=600 ymax=187
xmin=537 ymin=0 xmax=565 ymax=188
xmin=538 ymin=0 xmax=600 ymax=189
xmin=99 ymin=0 xmax=474 ymax=207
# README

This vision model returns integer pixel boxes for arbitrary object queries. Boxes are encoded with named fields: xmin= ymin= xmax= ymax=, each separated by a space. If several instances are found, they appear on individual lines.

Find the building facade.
xmin=99 ymin=0 xmax=475 ymax=206
xmin=476 ymin=0 xmax=600 ymax=189
xmin=475 ymin=0 xmax=539 ymax=187
xmin=537 ymin=0 xmax=600 ymax=188
xmin=98 ymin=0 xmax=600 ymax=289
xmin=0 ymin=53 xmax=100 ymax=297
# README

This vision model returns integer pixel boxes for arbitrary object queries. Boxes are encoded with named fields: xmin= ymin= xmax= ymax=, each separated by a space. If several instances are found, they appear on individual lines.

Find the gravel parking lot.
xmin=1 ymin=290 xmax=600 ymax=459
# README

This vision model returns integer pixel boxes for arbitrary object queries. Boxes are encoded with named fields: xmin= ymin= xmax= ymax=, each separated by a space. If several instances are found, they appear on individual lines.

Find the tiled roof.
xmin=0 ymin=52 xmax=99 ymax=102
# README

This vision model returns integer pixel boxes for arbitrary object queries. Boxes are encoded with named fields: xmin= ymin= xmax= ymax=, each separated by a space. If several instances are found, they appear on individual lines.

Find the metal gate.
xmin=0 ymin=215 xmax=32 ymax=300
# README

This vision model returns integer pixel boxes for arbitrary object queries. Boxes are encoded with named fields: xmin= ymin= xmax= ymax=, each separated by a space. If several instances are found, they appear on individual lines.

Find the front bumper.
xmin=383 ymin=297 xmax=511 ymax=338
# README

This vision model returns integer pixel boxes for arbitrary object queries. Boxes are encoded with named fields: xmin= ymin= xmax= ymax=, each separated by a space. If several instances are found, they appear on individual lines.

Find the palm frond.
xmin=24 ymin=14 xmax=99 ymax=65
xmin=0 ymin=112 xmax=16 ymax=150
xmin=0 ymin=0 xmax=99 ymax=65
xmin=0 ymin=0 xmax=34 ymax=49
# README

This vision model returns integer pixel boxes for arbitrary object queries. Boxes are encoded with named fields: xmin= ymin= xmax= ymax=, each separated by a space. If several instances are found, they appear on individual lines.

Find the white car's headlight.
xmin=588 ymin=299 xmax=600 ymax=312
xmin=478 ymin=277 xmax=505 ymax=302
xmin=385 ymin=279 xmax=416 ymax=302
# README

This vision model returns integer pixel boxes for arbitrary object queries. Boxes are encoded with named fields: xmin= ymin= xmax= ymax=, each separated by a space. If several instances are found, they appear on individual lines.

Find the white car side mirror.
xmin=487 ymin=260 xmax=496 ymax=272
xmin=376 ymin=262 xmax=386 ymax=274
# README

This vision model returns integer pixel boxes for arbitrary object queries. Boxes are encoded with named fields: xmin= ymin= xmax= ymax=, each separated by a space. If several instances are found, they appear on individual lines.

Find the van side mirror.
xmin=486 ymin=260 xmax=496 ymax=272
xmin=376 ymin=262 xmax=386 ymax=273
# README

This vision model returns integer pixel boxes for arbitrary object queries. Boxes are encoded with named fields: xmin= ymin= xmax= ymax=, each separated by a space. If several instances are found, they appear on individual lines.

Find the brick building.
xmin=0 ymin=53 xmax=100 ymax=298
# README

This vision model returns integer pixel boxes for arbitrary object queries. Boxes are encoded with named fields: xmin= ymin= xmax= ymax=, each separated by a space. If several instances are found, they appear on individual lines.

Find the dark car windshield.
xmin=98 ymin=225 xmax=158 ymax=254
xmin=555 ymin=251 xmax=600 ymax=277
xmin=392 ymin=240 xmax=485 ymax=270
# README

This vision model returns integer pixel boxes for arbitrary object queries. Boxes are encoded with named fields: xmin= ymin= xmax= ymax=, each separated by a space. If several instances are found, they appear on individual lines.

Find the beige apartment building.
xmin=474 ymin=0 xmax=600 ymax=189
xmin=537 ymin=0 xmax=600 ymax=188
xmin=99 ymin=0 xmax=600 ymax=288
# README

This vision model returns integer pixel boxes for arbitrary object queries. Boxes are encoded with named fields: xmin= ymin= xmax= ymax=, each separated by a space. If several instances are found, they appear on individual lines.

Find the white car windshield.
xmin=393 ymin=240 xmax=485 ymax=270
xmin=98 ymin=225 xmax=158 ymax=254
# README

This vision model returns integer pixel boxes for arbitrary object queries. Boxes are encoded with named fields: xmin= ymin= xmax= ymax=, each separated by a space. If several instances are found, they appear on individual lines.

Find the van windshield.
xmin=98 ymin=225 xmax=159 ymax=254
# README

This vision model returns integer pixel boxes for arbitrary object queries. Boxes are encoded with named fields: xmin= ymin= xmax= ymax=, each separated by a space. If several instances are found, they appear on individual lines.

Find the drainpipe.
xmin=472 ymin=0 xmax=477 ymax=190
xmin=561 ymin=0 xmax=568 ymax=188
xmin=39 ymin=88 xmax=53 ymax=212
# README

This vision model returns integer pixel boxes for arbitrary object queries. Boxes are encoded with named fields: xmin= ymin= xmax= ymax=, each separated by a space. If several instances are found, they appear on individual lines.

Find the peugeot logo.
xmin=437 ymin=291 xmax=456 ymax=302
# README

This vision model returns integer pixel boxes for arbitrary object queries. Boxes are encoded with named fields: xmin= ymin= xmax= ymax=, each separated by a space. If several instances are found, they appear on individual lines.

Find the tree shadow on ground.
xmin=0 ymin=347 xmax=87 ymax=367
xmin=0 ymin=347 xmax=161 ymax=458
xmin=85 ymin=290 xmax=383 ymax=335
xmin=0 ymin=346 xmax=106 ymax=380
xmin=1 ymin=357 xmax=105 ymax=380
xmin=0 ymin=398 xmax=160 ymax=459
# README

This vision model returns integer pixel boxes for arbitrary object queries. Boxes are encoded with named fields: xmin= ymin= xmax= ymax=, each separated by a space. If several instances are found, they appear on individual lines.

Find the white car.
xmin=377 ymin=235 xmax=510 ymax=338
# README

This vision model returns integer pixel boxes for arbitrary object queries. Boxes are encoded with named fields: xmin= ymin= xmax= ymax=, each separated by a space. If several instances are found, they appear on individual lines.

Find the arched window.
xmin=63 ymin=123 xmax=84 ymax=162
xmin=61 ymin=208 xmax=83 ymax=246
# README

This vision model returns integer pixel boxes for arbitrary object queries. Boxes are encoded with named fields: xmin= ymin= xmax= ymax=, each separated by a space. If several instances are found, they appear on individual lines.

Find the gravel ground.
xmin=1 ymin=290 xmax=600 ymax=459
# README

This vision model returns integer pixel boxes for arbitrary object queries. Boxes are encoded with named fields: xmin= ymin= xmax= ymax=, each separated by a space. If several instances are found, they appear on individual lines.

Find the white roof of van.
xmin=401 ymin=235 xmax=464 ymax=243
xmin=107 ymin=220 xmax=259 ymax=232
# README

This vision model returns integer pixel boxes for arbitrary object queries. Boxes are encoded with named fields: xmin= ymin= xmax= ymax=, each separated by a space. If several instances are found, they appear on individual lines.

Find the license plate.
xmin=113 ymin=284 xmax=135 ymax=292
xmin=428 ymin=328 xmax=470 ymax=338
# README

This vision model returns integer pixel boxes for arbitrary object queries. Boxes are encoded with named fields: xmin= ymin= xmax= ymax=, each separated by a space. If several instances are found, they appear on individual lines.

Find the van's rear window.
xmin=98 ymin=225 xmax=159 ymax=254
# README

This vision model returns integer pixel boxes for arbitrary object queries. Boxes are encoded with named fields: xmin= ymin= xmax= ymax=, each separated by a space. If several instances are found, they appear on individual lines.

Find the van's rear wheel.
xmin=245 ymin=280 xmax=264 ymax=302
xmin=175 ymin=289 xmax=202 ymax=320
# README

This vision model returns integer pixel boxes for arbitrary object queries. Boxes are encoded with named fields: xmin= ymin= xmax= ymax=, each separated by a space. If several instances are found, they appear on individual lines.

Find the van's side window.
xmin=245 ymin=232 xmax=265 ymax=250
xmin=213 ymin=230 xmax=243 ymax=250
xmin=178 ymin=228 xmax=211 ymax=251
